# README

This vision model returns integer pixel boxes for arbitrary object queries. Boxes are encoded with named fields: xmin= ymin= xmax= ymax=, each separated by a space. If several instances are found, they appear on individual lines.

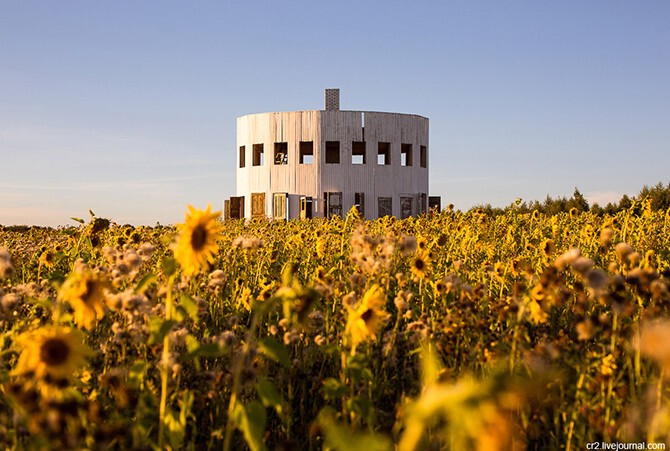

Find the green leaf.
xmin=232 ymin=401 xmax=267 ymax=451
xmin=344 ymin=354 xmax=373 ymax=382
xmin=258 ymin=337 xmax=289 ymax=367
xmin=321 ymin=378 xmax=347 ymax=400
xmin=185 ymin=334 xmax=200 ymax=354
xmin=178 ymin=294 xmax=200 ymax=322
xmin=135 ymin=272 xmax=157 ymax=294
xmin=348 ymin=397 xmax=375 ymax=425
xmin=148 ymin=317 xmax=176 ymax=345
xmin=70 ymin=217 xmax=85 ymax=224
xmin=162 ymin=257 xmax=178 ymax=277
xmin=256 ymin=377 xmax=283 ymax=414
xmin=317 ymin=408 xmax=392 ymax=451
xmin=128 ymin=360 xmax=148 ymax=389
xmin=185 ymin=343 xmax=226 ymax=359
xmin=164 ymin=408 xmax=185 ymax=450
xmin=420 ymin=341 xmax=443 ymax=387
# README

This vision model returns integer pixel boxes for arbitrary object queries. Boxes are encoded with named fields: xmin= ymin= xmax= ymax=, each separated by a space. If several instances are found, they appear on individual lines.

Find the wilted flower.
xmin=0 ymin=248 xmax=14 ymax=279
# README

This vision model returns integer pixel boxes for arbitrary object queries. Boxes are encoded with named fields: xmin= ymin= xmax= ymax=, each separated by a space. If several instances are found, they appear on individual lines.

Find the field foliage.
xmin=1 ymin=201 xmax=670 ymax=450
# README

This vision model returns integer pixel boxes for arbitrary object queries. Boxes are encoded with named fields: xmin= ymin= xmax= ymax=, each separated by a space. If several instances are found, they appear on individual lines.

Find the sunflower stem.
xmin=158 ymin=274 xmax=175 ymax=449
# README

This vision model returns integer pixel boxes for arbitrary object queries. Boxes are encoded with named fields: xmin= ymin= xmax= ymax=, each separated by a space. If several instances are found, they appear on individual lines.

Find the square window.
xmin=300 ymin=141 xmax=314 ymax=164
xmin=325 ymin=141 xmax=340 ymax=164
xmin=253 ymin=144 xmax=264 ymax=166
xmin=352 ymin=141 xmax=366 ymax=164
xmin=274 ymin=142 xmax=288 ymax=165
xmin=377 ymin=142 xmax=390 ymax=165
xmin=401 ymin=144 xmax=412 ymax=167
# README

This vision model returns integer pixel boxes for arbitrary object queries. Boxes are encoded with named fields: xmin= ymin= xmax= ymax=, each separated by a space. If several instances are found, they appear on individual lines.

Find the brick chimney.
xmin=325 ymin=88 xmax=340 ymax=110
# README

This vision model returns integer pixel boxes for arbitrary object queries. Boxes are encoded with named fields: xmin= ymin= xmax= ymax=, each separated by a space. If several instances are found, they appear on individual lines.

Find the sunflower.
xmin=59 ymin=269 xmax=110 ymax=330
xmin=38 ymin=250 xmax=55 ymax=268
xmin=344 ymin=284 xmax=390 ymax=352
xmin=173 ymin=205 xmax=222 ymax=276
xmin=13 ymin=326 xmax=91 ymax=380
xmin=411 ymin=251 xmax=431 ymax=280
xmin=541 ymin=239 xmax=555 ymax=257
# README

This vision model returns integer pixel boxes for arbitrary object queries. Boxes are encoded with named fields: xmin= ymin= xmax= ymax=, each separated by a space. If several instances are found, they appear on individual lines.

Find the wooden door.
xmin=273 ymin=193 xmax=288 ymax=220
xmin=230 ymin=196 xmax=244 ymax=219
xmin=251 ymin=193 xmax=265 ymax=219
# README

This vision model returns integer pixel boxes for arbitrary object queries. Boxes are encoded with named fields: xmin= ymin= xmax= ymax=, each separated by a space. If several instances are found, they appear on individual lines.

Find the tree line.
xmin=470 ymin=181 xmax=670 ymax=216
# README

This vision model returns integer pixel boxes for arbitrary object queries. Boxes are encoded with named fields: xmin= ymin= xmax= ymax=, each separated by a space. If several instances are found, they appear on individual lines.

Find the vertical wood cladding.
xmin=237 ymin=108 xmax=428 ymax=220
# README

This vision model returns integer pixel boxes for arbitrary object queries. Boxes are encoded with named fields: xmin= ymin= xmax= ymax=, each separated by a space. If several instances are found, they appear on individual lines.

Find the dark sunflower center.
xmin=361 ymin=308 xmax=373 ymax=323
xmin=40 ymin=338 xmax=71 ymax=366
xmin=191 ymin=225 xmax=208 ymax=251
xmin=414 ymin=259 xmax=425 ymax=271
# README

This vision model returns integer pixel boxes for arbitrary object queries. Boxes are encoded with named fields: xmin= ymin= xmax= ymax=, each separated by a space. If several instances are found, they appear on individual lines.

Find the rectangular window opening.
xmin=239 ymin=146 xmax=246 ymax=168
xmin=401 ymin=144 xmax=412 ymax=167
xmin=354 ymin=192 xmax=365 ymax=216
xmin=299 ymin=141 xmax=314 ymax=164
xmin=420 ymin=145 xmax=427 ymax=168
xmin=325 ymin=141 xmax=340 ymax=164
xmin=352 ymin=141 xmax=366 ymax=164
xmin=378 ymin=197 xmax=392 ymax=217
xmin=400 ymin=196 xmax=413 ymax=219
xmin=377 ymin=142 xmax=390 ymax=165
xmin=300 ymin=196 xmax=313 ymax=219
xmin=274 ymin=142 xmax=288 ymax=165
xmin=324 ymin=192 xmax=343 ymax=218
xmin=253 ymin=144 xmax=264 ymax=166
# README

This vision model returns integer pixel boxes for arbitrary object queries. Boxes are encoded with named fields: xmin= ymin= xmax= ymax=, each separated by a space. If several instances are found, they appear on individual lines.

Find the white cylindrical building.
xmin=229 ymin=89 xmax=430 ymax=220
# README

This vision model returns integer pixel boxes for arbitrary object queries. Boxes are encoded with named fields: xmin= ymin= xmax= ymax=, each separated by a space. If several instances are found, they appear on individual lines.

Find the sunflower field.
xmin=1 ymin=202 xmax=670 ymax=450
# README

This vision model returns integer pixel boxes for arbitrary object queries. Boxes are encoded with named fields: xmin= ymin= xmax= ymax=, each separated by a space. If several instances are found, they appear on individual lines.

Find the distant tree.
xmin=619 ymin=194 xmax=633 ymax=211
xmin=638 ymin=181 xmax=670 ymax=211
xmin=569 ymin=188 xmax=590 ymax=212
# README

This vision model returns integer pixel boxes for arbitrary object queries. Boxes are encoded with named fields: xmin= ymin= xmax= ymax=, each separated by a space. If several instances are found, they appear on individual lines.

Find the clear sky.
xmin=1 ymin=1 xmax=669 ymax=226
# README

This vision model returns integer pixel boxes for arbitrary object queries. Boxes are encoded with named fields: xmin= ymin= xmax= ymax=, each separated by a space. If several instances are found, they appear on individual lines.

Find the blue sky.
xmin=1 ymin=1 xmax=669 ymax=226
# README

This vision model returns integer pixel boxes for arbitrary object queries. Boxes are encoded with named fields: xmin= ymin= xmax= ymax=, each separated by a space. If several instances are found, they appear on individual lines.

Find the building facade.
xmin=227 ymin=89 xmax=433 ymax=220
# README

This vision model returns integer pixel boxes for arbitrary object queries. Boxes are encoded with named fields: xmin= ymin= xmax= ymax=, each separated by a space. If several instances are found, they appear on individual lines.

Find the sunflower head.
xmin=59 ymin=268 xmax=110 ymax=330
xmin=411 ymin=251 xmax=431 ymax=280
xmin=344 ymin=284 xmax=390 ymax=352
xmin=39 ymin=250 xmax=55 ymax=268
xmin=13 ymin=326 xmax=91 ymax=381
xmin=173 ymin=205 xmax=222 ymax=276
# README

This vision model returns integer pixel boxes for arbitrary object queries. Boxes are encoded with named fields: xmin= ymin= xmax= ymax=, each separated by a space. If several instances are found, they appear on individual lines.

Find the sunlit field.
xmin=1 ymin=202 xmax=670 ymax=450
